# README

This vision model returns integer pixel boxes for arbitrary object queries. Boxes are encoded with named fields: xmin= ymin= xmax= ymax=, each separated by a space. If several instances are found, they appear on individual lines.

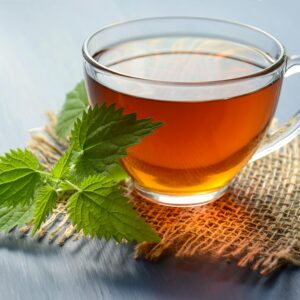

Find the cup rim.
xmin=82 ymin=16 xmax=286 ymax=86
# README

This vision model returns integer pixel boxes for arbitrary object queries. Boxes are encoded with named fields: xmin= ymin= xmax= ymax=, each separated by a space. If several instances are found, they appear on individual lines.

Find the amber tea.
xmin=85 ymin=36 xmax=282 ymax=198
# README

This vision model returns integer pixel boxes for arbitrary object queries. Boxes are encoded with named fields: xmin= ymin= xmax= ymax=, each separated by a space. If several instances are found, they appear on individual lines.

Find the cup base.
xmin=133 ymin=182 xmax=229 ymax=207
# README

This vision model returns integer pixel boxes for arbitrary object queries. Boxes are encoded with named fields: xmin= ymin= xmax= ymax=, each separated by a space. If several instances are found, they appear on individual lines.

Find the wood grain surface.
xmin=1 ymin=0 xmax=300 ymax=299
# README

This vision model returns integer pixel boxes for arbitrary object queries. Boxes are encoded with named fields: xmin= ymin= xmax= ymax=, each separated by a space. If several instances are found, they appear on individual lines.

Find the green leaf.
xmin=51 ymin=148 xmax=73 ymax=180
xmin=71 ymin=104 xmax=162 ymax=176
xmin=32 ymin=185 xmax=58 ymax=234
xmin=0 ymin=202 xmax=35 ymax=233
xmin=0 ymin=149 xmax=43 ymax=207
xmin=67 ymin=175 xmax=160 ymax=243
xmin=56 ymin=81 xmax=89 ymax=138
xmin=106 ymin=163 xmax=128 ymax=182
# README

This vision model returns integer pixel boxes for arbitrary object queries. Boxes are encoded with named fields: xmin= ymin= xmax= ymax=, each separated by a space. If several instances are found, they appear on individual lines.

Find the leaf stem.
xmin=38 ymin=170 xmax=52 ymax=177
xmin=64 ymin=180 xmax=80 ymax=192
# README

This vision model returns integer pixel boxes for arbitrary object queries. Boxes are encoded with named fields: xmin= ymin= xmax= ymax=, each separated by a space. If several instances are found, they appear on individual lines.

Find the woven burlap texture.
xmin=26 ymin=114 xmax=300 ymax=276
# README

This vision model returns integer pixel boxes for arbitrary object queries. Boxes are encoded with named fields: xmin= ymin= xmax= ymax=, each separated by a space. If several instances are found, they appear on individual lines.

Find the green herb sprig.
xmin=0 ymin=81 xmax=162 ymax=243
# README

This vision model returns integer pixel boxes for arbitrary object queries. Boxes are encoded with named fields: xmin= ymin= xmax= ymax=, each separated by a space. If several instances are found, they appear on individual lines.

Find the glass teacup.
xmin=83 ymin=17 xmax=300 ymax=206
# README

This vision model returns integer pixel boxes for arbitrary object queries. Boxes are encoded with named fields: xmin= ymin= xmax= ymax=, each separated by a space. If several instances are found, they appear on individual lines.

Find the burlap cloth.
xmin=25 ymin=114 xmax=300 ymax=276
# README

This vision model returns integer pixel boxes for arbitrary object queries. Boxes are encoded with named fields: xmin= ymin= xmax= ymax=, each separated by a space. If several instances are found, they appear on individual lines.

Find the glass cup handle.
xmin=251 ymin=55 xmax=300 ymax=162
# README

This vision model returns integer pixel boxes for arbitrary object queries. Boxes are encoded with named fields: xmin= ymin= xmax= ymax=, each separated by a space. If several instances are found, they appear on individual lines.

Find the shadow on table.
xmin=0 ymin=232 xmax=298 ymax=300
xmin=65 ymin=237 xmax=300 ymax=300
xmin=0 ymin=232 xmax=59 ymax=256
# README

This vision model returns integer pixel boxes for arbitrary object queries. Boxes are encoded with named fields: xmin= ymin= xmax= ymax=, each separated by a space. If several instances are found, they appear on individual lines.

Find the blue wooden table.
xmin=1 ymin=0 xmax=300 ymax=299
